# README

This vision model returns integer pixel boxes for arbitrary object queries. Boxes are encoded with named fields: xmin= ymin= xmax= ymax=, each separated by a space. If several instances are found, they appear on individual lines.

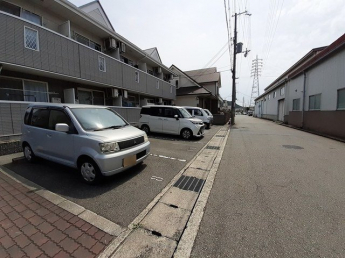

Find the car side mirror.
xmin=55 ymin=123 xmax=69 ymax=133
xmin=174 ymin=115 xmax=179 ymax=120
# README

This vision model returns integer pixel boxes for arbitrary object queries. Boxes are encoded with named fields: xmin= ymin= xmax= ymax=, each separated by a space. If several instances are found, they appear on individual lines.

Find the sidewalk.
xmin=0 ymin=171 xmax=113 ymax=258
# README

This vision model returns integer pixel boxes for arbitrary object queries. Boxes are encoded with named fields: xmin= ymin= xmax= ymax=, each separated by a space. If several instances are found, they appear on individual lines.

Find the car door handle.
xmin=47 ymin=134 xmax=52 ymax=138
xmin=164 ymin=119 xmax=168 ymax=121
xmin=158 ymin=118 xmax=162 ymax=120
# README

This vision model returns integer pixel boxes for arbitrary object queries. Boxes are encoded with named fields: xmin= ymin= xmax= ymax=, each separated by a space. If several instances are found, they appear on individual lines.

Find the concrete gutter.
xmin=99 ymin=125 xmax=230 ymax=257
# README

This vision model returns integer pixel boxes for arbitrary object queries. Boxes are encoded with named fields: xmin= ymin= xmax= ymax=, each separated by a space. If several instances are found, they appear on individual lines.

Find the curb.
xmin=280 ymin=123 xmax=345 ymax=143
xmin=99 ymin=125 xmax=230 ymax=257
xmin=0 ymin=165 xmax=125 ymax=237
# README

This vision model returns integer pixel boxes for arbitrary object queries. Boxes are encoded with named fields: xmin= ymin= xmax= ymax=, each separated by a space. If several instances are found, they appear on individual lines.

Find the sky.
xmin=70 ymin=0 xmax=345 ymax=107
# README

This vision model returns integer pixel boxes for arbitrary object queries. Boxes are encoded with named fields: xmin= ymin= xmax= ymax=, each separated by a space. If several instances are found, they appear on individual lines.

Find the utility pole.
xmin=250 ymin=55 xmax=263 ymax=108
xmin=230 ymin=11 xmax=251 ymax=125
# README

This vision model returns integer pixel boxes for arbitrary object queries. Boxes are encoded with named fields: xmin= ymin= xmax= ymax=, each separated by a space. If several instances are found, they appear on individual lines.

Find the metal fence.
xmin=0 ymin=101 xmax=141 ymax=138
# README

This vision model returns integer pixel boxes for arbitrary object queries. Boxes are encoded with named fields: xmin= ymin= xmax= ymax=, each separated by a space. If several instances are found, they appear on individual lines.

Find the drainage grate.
xmin=282 ymin=145 xmax=304 ymax=150
xmin=206 ymin=146 xmax=220 ymax=150
xmin=215 ymin=135 xmax=225 ymax=137
xmin=173 ymin=175 xmax=205 ymax=193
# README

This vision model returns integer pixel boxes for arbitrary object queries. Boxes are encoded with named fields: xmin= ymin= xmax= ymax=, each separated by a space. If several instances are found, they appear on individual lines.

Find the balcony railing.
xmin=0 ymin=12 xmax=176 ymax=100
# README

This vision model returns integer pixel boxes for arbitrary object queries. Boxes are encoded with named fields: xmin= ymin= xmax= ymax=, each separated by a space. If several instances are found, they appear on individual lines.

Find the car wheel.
xmin=23 ymin=144 xmax=36 ymax=163
xmin=79 ymin=158 xmax=103 ymax=185
xmin=141 ymin=125 xmax=150 ymax=134
xmin=181 ymin=128 xmax=192 ymax=140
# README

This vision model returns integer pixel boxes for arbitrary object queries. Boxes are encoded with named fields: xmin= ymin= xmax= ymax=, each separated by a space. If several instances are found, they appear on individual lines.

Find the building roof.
xmin=184 ymin=67 xmax=220 ymax=84
xmin=288 ymin=33 xmax=345 ymax=79
xmin=254 ymin=46 xmax=327 ymax=101
xmin=143 ymin=47 xmax=162 ymax=64
xmin=176 ymin=86 xmax=212 ymax=96
xmin=264 ymin=46 xmax=326 ymax=91
xmin=78 ymin=0 xmax=115 ymax=32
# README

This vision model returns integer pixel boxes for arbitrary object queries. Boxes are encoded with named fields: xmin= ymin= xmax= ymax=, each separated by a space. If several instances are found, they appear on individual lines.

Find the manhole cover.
xmin=282 ymin=145 xmax=304 ymax=150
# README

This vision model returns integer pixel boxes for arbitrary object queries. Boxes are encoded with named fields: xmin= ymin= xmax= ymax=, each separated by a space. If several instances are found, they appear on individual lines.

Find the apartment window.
xmin=309 ymin=94 xmax=321 ymax=110
xmin=23 ymin=80 xmax=48 ymax=102
xmin=280 ymin=87 xmax=285 ymax=96
xmin=0 ymin=77 xmax=24 ymax=101
xmin=156 ymin=81 xmax=160 ymax=89
xmin=21 ymin=9 xmax=41 ymax=25
xmin=337 ymin=88 xmax=345 ymax=110
xmin=273 ymin=91 xmax=277 ymax=98
xmin=175 ymin=80 xmax=179 ymax=88
xmin=24 ymin=27 xmax=39 ymax=51
xmin=98 ymin=56 xmax=106 ymax=72
xmin=0 ymin=2 xmax=42 ymax=25
xmin=75 ymin=33 xmax=101 ymax=51
xmin=135 ymin=71 xmax=139 ymax=83
xmin=292 ymin=98 xmax=300 ymax=111
xmin=0 ymin=1 xmax=20 ymax=16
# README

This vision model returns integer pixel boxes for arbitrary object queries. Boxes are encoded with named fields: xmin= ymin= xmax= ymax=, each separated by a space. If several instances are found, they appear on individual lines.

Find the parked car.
xmin=183 ymin=106 xmax=212 ymax=129
xmin=248 ymin=111 xmax=253 ymax=116
xmin=21 ymin=104 xmax=150 ymax=184
xmin=139 ymin=105 xmax=205 ymax=140
xmin=203 ymin=109 xmax=214 ymax=125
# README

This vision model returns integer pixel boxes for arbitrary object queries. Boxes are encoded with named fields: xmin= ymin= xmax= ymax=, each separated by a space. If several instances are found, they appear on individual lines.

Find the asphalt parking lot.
xmin=0 ymin=126 xmax=221 ymax=227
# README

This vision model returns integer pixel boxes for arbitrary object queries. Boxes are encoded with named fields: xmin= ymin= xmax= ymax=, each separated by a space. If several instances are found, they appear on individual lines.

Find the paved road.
xmin=191 ymin=116 xmax=345 ymax=258
xmin=0 ymin=126 xmax=220 ymax=227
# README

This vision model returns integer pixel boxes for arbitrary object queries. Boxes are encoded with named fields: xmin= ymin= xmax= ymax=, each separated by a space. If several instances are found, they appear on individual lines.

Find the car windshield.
xmin=178 ymin=108 xmax=193 ymax=118
xmin=204 ymin=109 xmax=212 ymax=116
xmin=71 ymin=108 xmax=127 ymax=131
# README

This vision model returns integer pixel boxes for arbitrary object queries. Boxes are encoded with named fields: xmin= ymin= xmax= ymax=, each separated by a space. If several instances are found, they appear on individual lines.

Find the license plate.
xmin=123 ymin=155 xmax=136 ymax=168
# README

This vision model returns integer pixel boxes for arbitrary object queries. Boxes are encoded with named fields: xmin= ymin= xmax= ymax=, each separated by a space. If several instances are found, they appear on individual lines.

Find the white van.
xmin=21 ymin=103 xmax=150 ymax=184
xmin=184 ymin=106 xmax=212 ymax=129
xmin=139 ymin=105 xmax=205 ymax=140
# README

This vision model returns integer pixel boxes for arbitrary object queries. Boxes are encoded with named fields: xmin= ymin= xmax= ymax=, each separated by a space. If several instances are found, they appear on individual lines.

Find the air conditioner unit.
xmin=123 ymin=90 xmax=128 ymax=99
xmin=105 ymin=37 xmax=116 ymax=50
xmin=120 ymin=42 xmax=126 ymax=53
xmin=112 ymin=88 xmax=119 ymax=97
xmin=51 ymin=97 xmax=61 ymax=103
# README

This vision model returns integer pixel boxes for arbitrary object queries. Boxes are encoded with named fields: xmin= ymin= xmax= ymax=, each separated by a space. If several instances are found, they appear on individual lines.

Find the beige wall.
xmin=175 ymin=95 xmax=199 ymax=107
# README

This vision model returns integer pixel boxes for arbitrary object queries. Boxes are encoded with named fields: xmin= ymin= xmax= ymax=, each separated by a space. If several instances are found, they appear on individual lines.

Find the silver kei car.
xmin=21 ymin=103 xmax=150 ymax=184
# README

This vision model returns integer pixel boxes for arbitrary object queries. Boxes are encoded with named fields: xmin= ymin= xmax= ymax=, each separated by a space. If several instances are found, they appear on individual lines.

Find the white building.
xmin=255 ymin=33 xmax=345 ymax=140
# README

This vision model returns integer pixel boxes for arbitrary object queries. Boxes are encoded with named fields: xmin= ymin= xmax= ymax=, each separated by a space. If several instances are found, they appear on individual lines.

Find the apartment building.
xmin=0 ymin=0 xmax=176 ymax=107
xmin=170 ymin=65 xmax=221 ymax=113
xmin=255 ymin=33 xmax=345 ymax=140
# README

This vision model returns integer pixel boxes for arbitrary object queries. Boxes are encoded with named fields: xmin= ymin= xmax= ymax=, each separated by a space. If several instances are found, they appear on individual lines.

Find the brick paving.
xmin=0 ymin=173 xmax=113 ymax=258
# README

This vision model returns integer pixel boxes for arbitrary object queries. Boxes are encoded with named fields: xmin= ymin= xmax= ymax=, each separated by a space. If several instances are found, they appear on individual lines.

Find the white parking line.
xmin=149 ymin=153 xmax=186 ymax=162
xmin=150 ymin=176 xmax=163 ymax=182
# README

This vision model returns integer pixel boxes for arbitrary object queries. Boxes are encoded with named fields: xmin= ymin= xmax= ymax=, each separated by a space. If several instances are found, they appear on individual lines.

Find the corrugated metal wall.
xmin=0 ymin=13 xmax=176 ymax=100
xmin=0 ymin=101 xmax=141 ymax=137
xmin=0 ymin=102 xmax=28 ymax=136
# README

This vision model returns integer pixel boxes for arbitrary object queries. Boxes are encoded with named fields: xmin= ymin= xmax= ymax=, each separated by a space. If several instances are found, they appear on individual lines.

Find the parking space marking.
xmin=149 ymin=153 xmax=187 ymax=162
xmin=149 ymin=136 xmax=203 ymax=144
xmin=151 ymin=176 xmax=163 ymax=182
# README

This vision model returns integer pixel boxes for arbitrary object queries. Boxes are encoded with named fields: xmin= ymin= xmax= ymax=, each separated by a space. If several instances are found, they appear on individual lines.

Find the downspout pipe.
xmin=302 ymin=71 xmax=307 ymax=128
